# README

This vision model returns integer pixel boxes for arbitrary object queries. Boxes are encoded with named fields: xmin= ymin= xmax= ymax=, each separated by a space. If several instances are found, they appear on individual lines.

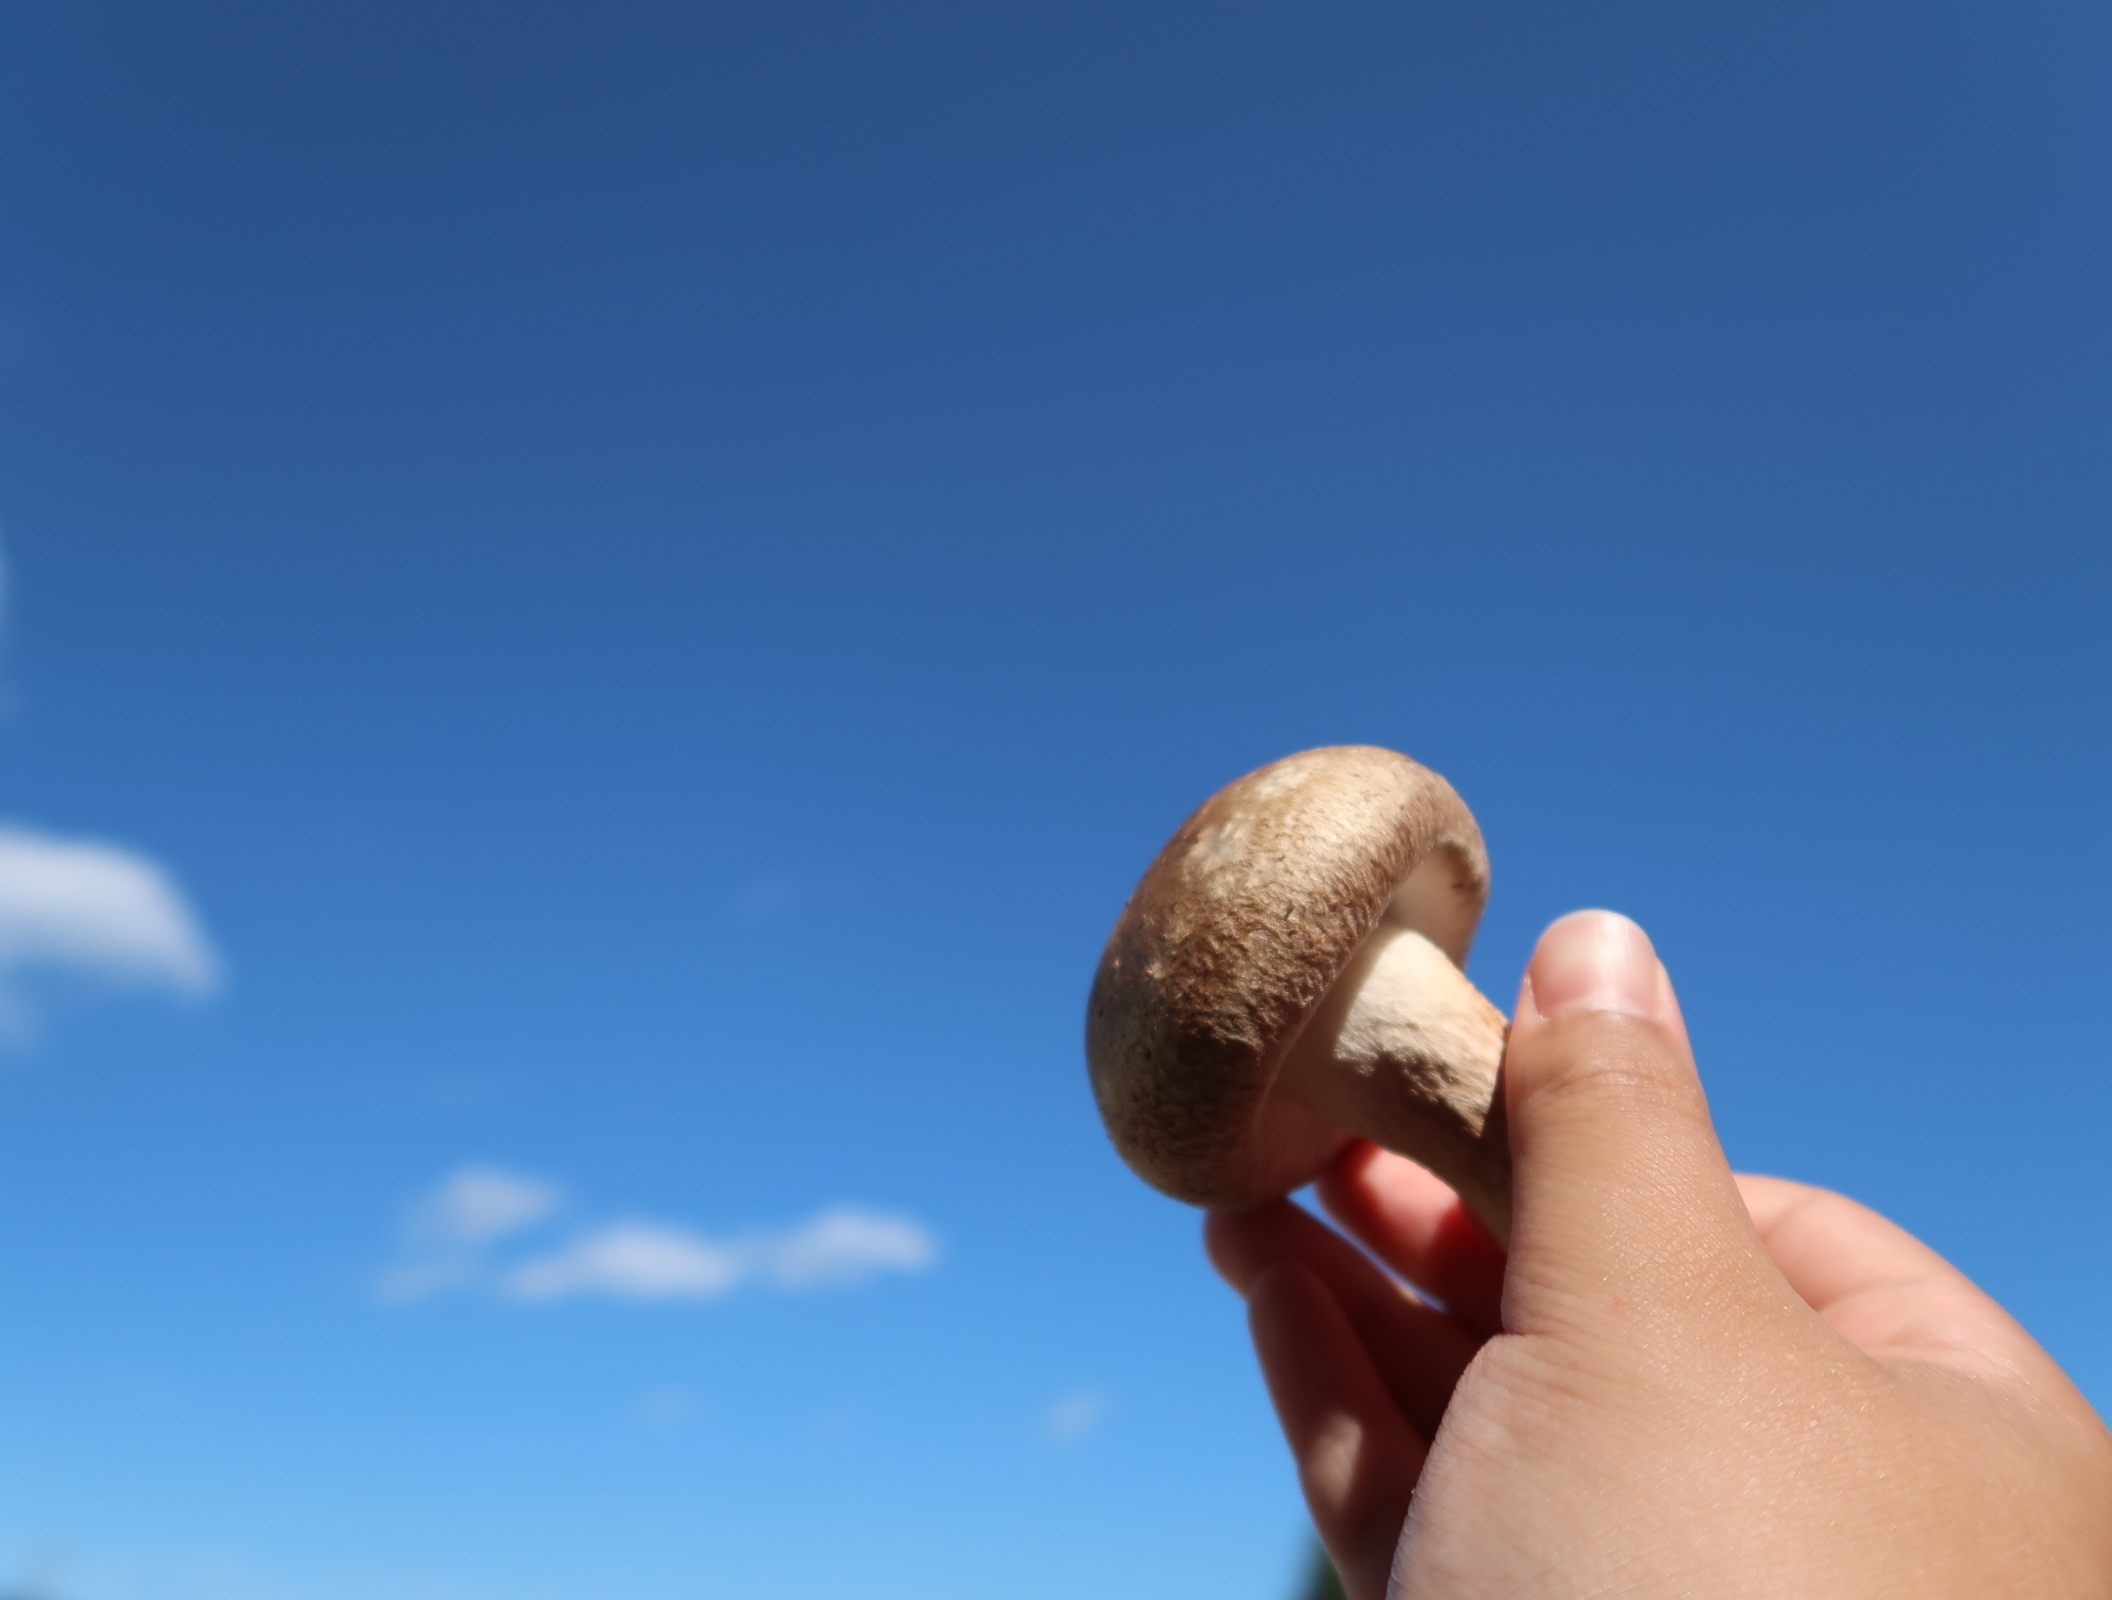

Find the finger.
xmin=1501 ymin=911 xmax=1778 ymax=1336
xmin=1738 ymin=1173 xmax=1959 ymax=1312
xmin=1247 ymin=1263 xmax=1425 ymax=1600
xmin=1736 ymin=1173 xmax=2046 ymax=1374
xmin=1316 ymin=1141 xmax=1507 ymax=1339
xmin=1206 ymin=1200 xmax=1482 ymax=1440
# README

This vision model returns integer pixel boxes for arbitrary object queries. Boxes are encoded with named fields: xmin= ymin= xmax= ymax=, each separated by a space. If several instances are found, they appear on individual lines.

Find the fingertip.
xmin=1203 ymin=1201 xmax=1289 ymax=1293
xmin=1319 ymin=1139 xmax=1454 ymax=1220
xmin=1506 ymin=911 xmax=1695 ymax=1115
xmin=1314 ymin=1140 xmax=1408 ymax=1234
xmin=1519 ymin=910 xmax=1675 ymax=1026
xmin=1245 ymin=1257 xmax=1325 ymax=1332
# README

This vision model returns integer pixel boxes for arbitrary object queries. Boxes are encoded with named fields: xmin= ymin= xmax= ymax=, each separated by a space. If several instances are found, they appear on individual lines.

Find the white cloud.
xmin=380 ymin=1167 xmax=938 ymax=1307
xmin=408 ymin=1165 xmax=564 ymax=1248
xmin=0 ymin=823 xmax=221 ymax=1030
xmin=1043 ymin=1387 xmax=1110 ymax=1443
xmin=501 ymin=1207 xmax=939 ymax=1303
xmin=504 ymin=1222 xmax=746 ymax=1302
xmin=765 ymin=1206 xmax=941 ymax=1287
xmin=378 ymin=1163 xmax=567 ymax=1303
xmin=0 ymin=542 xmax=218 ymax=1035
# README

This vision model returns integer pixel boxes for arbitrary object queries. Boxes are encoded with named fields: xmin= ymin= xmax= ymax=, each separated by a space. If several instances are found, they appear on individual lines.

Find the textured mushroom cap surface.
xmin=1086 ymin=746 xmax=1490 ymax=1208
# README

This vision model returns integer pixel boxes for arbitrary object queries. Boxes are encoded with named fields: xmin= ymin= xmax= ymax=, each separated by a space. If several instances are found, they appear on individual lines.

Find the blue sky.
xmin=0 ymin=2 xmax=2108 ymax=1596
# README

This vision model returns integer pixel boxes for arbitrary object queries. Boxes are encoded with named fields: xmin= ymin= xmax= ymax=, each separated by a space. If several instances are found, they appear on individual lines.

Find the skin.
xmin=1207 ymin=910 xmax=2112 ymax=1600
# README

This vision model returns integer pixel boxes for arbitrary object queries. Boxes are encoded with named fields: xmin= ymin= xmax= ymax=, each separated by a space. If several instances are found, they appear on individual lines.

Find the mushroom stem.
xmin=1278 ymin=925 xmax=1513 ymax=1245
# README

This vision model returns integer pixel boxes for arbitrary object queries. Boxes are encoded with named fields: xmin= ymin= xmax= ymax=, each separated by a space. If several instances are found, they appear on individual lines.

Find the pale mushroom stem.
xmin=1277 ymin=925 xmax=1514 ymax=1245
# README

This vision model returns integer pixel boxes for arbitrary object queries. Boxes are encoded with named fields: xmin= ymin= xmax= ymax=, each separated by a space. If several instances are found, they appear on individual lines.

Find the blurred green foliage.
xmin=1297 ymin=1543 xmax=1347 ymax=1600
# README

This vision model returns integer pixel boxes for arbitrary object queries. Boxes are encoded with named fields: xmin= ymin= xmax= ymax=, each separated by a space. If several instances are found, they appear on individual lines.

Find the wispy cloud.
xmin=760 ymin=1207 xmax=940 ymax=1289
xmin=1043 ymin=1387 xmax=1110 ymax=1443
xmin=0 ymin=823 xmax=221 ymax=1033
xmin=0 ymin=537 xmax=218 ymax=1036
xmin=502 ymin=1207 xmax=938 ymax=1303
xmin=504 ymin=1221 xmax=746 ymax=1302
xmin=408 ymin=1165 xmax=564 ymax=1248
xmin=377 ymin=1165 xmax=567 ymax=1300
xmin=381 ymin=1165 xmax=938 ymax=1306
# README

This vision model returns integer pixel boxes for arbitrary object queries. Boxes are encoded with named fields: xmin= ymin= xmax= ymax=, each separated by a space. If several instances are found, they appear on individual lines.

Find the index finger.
xmin=1736 ymin=1173 xmax=2042 ymax=1376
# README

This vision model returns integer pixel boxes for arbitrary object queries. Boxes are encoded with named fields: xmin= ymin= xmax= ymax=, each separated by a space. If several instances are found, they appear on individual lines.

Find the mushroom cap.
xmin=1085 ymin=746 xmax=1490 ymax=1209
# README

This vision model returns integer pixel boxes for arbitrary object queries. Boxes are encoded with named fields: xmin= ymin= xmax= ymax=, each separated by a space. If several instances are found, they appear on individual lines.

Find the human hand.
xmin=1206 ymin=911 xmax=2112 ymax=1599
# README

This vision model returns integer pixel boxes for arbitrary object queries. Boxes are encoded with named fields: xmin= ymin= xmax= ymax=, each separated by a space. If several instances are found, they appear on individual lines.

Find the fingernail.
xmin=1526 ymin=911 xmax=1666 ymax=1020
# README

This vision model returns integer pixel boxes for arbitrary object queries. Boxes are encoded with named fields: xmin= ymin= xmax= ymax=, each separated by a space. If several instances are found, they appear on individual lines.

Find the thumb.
xmin=1500 ymin=911 xmax=1771 ymax=1334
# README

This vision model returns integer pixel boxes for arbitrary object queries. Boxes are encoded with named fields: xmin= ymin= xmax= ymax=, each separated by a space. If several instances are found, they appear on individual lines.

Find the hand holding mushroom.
xmin=1085 ymin=750 xmax=2112 ymax=1600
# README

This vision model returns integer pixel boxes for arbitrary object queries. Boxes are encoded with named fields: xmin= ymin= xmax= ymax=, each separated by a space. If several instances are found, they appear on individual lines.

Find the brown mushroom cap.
xmin=1085 ymin=746 xmax=1490 ymax=1208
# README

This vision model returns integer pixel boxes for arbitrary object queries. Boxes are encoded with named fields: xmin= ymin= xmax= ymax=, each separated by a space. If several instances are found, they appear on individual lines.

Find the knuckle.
xmin=1514 ymin=1014 xmax=1700 ymax=1123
